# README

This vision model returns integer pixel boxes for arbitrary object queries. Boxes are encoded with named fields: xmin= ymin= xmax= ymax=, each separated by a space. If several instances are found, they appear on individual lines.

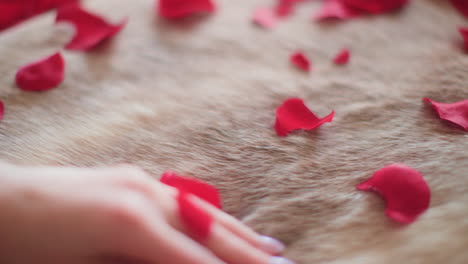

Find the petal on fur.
xmin=178 ymin=191 xmax=213 ymax=240
xmin=424 ymin=98 xmax=468 ymax=131
xmin=0 ymin=100 xmax=4 ymax=121
xmin=313 ymin=0 xmax=360 ymax=20
xmin=450 ymin=0 xmax=468 ymax=18
xmin=56 ymin=3 xmax=126 ymax=51
xmin=252 ymin=7 xmax=279 ymax=29
xmin=157 ymin=0 xmax=216 ymax=19
xmin=16 ymin=52 xmax=65 ymax=92
xmin=275 ymin=98 xmax=335 ymax=137
xmin=343 ymin=0 xmax=409 ymax=14
xmin=333 ymin=48 xmax=350 ymax=65
xmin=290 ymin=52 xmax=311 ymax=72
xmin=357 ymin=164 xmax=430 ymax=224
xmin=459 ymin=27 xmax=468 ymax=50
xmin=160 ymin=171 xmax=222 ymax=209
xmin=0 ymin=0 xmax=77 ymax=31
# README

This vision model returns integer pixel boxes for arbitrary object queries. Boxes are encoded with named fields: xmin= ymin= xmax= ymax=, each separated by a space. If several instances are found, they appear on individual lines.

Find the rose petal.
xmin=157 ymin=0 xmax=216 ymax=19
xmin=160 ymin=171 xmax=222 ymax=209
xmin=333 ymin=48 xmax=350 ymax=65
xmin=56 ymin=3 xmax=126 ymax=51
xmin=290 ymin=52 xmax=311 ymax=72
xmin=342 ymin=0 xmax=409 ymax=14
xmin=459 ymin=27 xmax=468 ymax=50
xmin=16 ymin=52 xmax=65 ymax=92
xmin=252 ymin=7 xmax=279 ymax=29
xmin=357 ymin=164 xmax=430 ymax=224
xmin=450 ymin=0 xmax=468 ymax=18
xmin=275 ymin=98 xmax=335 ymax=137
xmin=424 ymin=98 xmax=468 ymax=131
xmin=178 ymin=191 xmax=213 ymax=240
xmin=0 ymin=100 xmax=4 ymax=121
xmin=313 ymin=0 xmax=360 ymax=21
xmin=0 ymin=0 xmax=77 ymax=31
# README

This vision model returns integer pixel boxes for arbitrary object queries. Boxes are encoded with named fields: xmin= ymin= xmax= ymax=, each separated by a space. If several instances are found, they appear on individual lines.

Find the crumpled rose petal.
xmin=313 ymin=0 xmax=360 ymax=20
xmin=275 ymin=0 xmax=304 ymax=17
xmin=160 ymin=171 xmax=222 ymax=208
xmin=157 ymin=0 xmax=216 ymax=19
xmin=0 ymin=100 xmax=4 ymax=121
xmin=178 ymin=191 xmax=213 ymax=240
xmin=357 ymin=164 xmax=430 ymax=224
xmin=424 ymin=98 xmax=468 ymax=131
xmin=450 ymin=0 xmax=468 ymax=18
xmin=0 ymin=0 xmax=77 ymax=31
xmin=16 ymin=52 xmax=65 ymax=92
xmin=252 ymin=7 xmax=279 ymax=29
xmin=342 ymin=0 xmax=409 ymax=14
xmin=333 ymin=48 xmax=350 ymax=64
xmin=459 ymin=27 xmax=468 ymax=50
xmin=275 ymin=98 xmax=335 ymax=137
xmin=56 ymin=3 xmax=126 ymax=51
xmin=290 ymin=52 xmax=311 ymax=72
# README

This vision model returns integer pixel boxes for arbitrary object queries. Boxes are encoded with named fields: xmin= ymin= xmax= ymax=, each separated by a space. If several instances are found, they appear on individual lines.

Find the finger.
xmin=129 ymin=221 xmax=227 ymax=264
xmin=192 ymin=196 xmax=285 ymax=255
xmin=203 ymin=223 xmax=295 ymax=264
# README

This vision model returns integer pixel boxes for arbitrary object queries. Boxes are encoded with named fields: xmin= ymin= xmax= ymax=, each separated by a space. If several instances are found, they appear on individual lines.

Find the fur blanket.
xmin=0 ymin=0 xmax=467 ymax=263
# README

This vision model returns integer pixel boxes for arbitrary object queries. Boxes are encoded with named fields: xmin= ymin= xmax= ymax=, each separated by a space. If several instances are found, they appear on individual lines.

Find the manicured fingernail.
xmin=259 ymin=236 xmax=285 ymax=254
xmin=269 ymin=256 xmax=295 ymax=264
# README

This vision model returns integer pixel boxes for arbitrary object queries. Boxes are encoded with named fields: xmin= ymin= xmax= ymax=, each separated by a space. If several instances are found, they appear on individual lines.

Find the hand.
xmin=0 ymin=163 xmax=293 ymax=264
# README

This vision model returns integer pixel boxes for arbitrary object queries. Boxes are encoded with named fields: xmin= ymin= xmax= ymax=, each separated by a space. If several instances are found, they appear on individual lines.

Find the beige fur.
xmin=0 ymin=0 xmax=467 ymax=263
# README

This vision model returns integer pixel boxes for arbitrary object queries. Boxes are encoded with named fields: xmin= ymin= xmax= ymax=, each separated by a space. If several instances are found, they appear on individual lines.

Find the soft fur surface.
xmin=1 ymin=0 xmax=468 ymax=263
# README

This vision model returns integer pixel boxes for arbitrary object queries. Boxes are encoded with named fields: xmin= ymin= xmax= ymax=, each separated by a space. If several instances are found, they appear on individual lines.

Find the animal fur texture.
xmin=0 ymin=0 xmax=467 ymax=263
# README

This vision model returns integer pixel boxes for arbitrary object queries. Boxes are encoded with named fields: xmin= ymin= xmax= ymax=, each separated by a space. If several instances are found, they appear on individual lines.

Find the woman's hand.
xmin=0 ymin=164 xmax=293 ymax=264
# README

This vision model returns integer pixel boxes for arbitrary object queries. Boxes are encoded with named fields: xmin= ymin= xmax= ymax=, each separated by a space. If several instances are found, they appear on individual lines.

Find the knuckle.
xmin=102 ymin=191 xmax=148 ymax=228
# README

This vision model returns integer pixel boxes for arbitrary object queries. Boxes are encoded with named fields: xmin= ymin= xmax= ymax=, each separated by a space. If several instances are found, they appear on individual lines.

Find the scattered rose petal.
xmin=16 ymin=52 xmax=65 ymax=92
xmin=450 ymin=0 xmax=468 ymax=18
xmin=56 ymin=3 xmax=126 ymax=51
xmin=342 ymin=0 xmax=409 ymax=14
xmin=0 ymin=100 xmax=4 ymax=121
xmin=424 ymin=98 xmax=468 ymax=131
xmin=178 ymin=191 xmax=213 ymax=240
xmin=313 ymin=0 xmax=360 ymax=20
xmin=357 ymin=164 xmax=430 ymax=224
xmin=160 ymin=171 xmax=222 ymax=208
xmin=290 ymin=52 xmax=311 ymax=72
xmin=333 ymin=48 xmax=350 ymax=65
xmin=0 ymin=0 xmax=77 ymax=31
xmin=157 ymin=0 xmax=216 ymax=19
xmin=275 ymin=98 xmax=335 ymax=137
xmin=459 ymin=27 xmax=468 ymax=50
xmin=252 ymin=7 xmax=279 ymax=29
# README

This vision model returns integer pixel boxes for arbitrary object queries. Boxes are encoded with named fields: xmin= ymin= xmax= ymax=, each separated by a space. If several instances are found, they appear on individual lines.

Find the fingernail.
xmin=259 ymin=236 xmax=285 ymax=254
xmin=269 ymin=256 xmax=296 ymax=264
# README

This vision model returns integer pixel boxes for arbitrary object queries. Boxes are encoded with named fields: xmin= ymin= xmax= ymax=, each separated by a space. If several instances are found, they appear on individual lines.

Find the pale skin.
xmin=0 ymin=163 xmax=294 ymax=264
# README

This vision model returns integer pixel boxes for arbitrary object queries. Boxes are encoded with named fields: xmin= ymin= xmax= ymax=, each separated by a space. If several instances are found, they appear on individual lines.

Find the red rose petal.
xmin=274 ymin=98 xmax=335 ymax=137
xmin=178 ymin=191 xmax=213 ymax=240
xmin=357 ymin=164 xmax=430 ymax=224
xmin=0 ymin=100 xmax=4 ymax=121
xmin=459 ymin=27 xmax=468 ymax=50
xmin=290 ymin=52 xmax=311 ymax=72
xmin=342 ymin=0 xmax=409 ymax=14
xmin=56 ymin=3 xmax=126 ymax=51
xmin=313 ymin=0 xmax=360 ymax=21
xmin=252 ymin=7 xmax=279 ymax=29
xmin=157 ymin=0 xmax=216 ymax=19
xmin=160 ymin=171 xmax=222 ymax=209
xmin=333 ymin=48 xmax=350 ymax=65
xmin=0 ymin=0 xmax=77 ymax=31
xmin=450 ymin=0 xmax=468 ymax=18
xmin=16 ymin=52 xmax=65 ymax=92
xmin=424 ymin=98 xmax=468 ymax=131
